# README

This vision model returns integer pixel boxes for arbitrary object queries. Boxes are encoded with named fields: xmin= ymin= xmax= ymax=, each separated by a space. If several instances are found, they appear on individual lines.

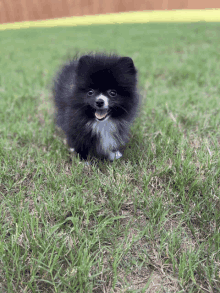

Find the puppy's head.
xmin=76 ymin=54 xmax=137 ymax=121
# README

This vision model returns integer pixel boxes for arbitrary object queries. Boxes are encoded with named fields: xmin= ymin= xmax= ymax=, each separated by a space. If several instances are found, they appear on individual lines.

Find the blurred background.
xmin=1 ymin=0 xmax=220 ymax=24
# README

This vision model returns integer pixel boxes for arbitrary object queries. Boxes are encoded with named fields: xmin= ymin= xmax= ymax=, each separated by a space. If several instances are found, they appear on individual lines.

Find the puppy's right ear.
xmin=77 ymin=55 xmax=93 ymax=76
xmin=78 ymin=55 xmax=93 ymax=67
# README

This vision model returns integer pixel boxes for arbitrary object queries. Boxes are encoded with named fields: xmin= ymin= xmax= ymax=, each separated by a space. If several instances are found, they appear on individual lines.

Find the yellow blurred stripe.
xmin=0 ymin=9 xmax=220 ymax=31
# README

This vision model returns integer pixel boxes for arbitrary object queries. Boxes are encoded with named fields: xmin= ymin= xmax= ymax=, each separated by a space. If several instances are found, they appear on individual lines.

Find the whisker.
xmin=113 ymin=105 xmax=129 ymax=115
xmin=72 ymin=104 xmax=88 ymax=116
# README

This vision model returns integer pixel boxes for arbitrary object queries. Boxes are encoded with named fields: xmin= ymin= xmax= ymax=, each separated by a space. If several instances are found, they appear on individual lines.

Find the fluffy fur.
xmin=53 ymin=53 xmax=139 ymax=160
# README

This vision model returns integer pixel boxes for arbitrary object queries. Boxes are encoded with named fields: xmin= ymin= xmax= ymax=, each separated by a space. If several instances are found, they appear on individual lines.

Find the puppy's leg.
xmin=67 ymin=135 xmax=77 ymax=155
xmin=67 ymin=135 xmax=75 ymax=149
xmin=115 ymin=151 xmax=122 ymax=159
xmin=108 ymin=151 xmax=122 ymax=161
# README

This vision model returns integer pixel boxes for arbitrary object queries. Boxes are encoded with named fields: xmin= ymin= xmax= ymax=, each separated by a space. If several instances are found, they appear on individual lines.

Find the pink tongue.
xmin=95 ymin=111 xmax=108 ymax=120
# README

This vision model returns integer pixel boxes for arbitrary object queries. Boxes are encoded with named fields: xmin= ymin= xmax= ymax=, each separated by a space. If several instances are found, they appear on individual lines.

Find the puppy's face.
xmin=86 ymin=89 xmax=117 ymax=121
xmin=76 ymin=55 xmax=137 ymax=121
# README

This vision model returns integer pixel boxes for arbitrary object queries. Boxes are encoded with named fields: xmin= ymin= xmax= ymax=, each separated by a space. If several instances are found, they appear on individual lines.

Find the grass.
xmin=0 ymin=22 xmax=219 ymax=292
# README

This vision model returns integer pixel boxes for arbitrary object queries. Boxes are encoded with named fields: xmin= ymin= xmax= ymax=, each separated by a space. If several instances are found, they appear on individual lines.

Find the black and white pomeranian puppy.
xmin=53 ymin=53 xmax=139 ymax=161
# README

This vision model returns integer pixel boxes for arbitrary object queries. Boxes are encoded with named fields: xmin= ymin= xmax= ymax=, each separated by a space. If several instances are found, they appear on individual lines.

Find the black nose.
xmin=96 ymin=99 xmax=104 ymax=108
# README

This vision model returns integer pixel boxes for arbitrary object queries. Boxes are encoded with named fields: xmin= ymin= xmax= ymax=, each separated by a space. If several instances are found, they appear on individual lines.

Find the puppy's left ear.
xmin=118 ymin=57 xmax=136 ymax=75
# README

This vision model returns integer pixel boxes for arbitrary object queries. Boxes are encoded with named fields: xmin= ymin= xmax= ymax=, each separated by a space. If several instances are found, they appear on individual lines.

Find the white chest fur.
xmin=91 ymin=117 xmax=118 ymax=154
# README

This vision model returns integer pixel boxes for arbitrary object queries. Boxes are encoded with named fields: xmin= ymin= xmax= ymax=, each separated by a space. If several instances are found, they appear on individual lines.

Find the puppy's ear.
xmin=78 ymin=55 xmax=93 ymax=65
xmin=118 ymin=57 xmax=136 ymax=75
xmin=77 ymin=55 xmax=93 ymax=75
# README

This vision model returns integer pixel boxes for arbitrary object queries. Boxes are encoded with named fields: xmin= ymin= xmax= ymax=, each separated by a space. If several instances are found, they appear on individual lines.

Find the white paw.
xmin=115 ymin=151 xmax=122 ymax=159
xmin=108 ymin=151 xmax=122 ymax=161
xmin=69 ymin=148 xmax=75 ymax=153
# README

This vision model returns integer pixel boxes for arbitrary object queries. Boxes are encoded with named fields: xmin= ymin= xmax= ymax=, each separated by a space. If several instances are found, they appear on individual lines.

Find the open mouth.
xmin=95 ymin=109 xmax=109 ymax=121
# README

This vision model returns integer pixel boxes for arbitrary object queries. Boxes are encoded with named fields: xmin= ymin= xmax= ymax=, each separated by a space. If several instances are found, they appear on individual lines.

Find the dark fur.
xmin=53 ymin=53 xmax=139 ymax=160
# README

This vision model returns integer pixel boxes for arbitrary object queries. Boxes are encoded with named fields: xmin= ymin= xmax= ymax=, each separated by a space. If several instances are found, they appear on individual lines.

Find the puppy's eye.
xmin=108 ymin=90 xmax=117 ymax=97
xmin=87 ymin=90 xmax=94 ymax=96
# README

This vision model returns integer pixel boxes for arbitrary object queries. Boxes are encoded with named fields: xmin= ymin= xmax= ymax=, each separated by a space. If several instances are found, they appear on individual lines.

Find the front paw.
xmin=108 ymin=151 xmax=122 ymax=161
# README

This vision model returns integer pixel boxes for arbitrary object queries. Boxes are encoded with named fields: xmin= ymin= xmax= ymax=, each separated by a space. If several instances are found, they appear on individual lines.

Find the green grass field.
xmin=0 ymin=22 xmax=219 ymax=292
